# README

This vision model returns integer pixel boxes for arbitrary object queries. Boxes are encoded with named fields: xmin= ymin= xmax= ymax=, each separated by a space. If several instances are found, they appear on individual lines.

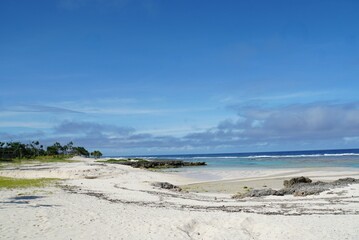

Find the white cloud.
xmin=2 ymin=102 xmax=359 ymax=154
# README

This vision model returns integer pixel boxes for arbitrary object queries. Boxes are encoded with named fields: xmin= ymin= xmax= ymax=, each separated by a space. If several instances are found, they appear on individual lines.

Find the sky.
xmin=1 ymin=0 xmax=359 ymax=155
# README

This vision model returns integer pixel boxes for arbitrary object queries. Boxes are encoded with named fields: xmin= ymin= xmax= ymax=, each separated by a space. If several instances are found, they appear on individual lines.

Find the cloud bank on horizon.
xmin=1 ymin=0 xmax=359 ymax=155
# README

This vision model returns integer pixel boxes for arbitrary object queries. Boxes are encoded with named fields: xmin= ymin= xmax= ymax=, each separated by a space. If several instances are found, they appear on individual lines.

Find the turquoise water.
xmin=109 ymin=149 xmax=359 ymax=181
xmin=186 ymin=155 xmax=359 ymax=169
xmin=129 ymin=149 xmax=359 ymax=169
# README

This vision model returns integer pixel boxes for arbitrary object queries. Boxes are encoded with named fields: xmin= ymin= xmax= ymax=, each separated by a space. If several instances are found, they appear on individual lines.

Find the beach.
xmin=2 ymin=1 xmax=359 ymax=239
xmin=1 ymin=157 xmax=359 ymax=240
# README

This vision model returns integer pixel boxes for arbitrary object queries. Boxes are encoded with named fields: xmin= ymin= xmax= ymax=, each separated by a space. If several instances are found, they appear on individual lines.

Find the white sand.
xmin=1 ymin=157 xmax=359 ymax=240
xmin=180 ymin=167 xmax=359 ymax=193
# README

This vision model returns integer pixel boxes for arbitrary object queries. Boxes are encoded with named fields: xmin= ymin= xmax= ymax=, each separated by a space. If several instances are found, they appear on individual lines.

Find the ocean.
xmin=111 ymin=149 xmax=359 ymax=181
xmin=129 ymin=148 xmax=359 ymax=169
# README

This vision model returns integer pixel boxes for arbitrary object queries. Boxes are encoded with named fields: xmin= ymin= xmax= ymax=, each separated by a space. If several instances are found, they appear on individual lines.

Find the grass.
xmin=0 ymin=176 xmax=58 ymax=189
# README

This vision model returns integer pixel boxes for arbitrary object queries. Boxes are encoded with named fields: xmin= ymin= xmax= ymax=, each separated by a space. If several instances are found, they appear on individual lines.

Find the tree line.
xmin=0 ymin=141 xmax=102 ymax=160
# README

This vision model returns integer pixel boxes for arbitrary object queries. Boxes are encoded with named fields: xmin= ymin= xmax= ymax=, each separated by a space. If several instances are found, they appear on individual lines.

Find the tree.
xmin=29 ymin=141 xmax=40 ymax=157
xmin=0 ymin=140 xmax=94 ymax=160
xmin=73 ymin=146 xmax=90 ymax=157
xmin=64 ymin=141 xmax=74 ymax=154
xmin=46 ymin=142 xmax=63 ymax=155
xmin=90 ymin=150 xmax=103 ymax=159
xmin=8 ymin=142 xmax=26 ymax=158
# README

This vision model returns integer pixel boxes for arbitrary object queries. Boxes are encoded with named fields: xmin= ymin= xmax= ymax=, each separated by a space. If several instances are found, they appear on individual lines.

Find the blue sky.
xmin=1 ymin=0 xmax=359 ymax=155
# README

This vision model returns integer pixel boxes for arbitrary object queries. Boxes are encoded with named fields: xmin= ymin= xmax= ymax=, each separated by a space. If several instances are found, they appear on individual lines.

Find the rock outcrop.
xmin=283 ymin=176 xmax=312 ymax=188
xmin=112 ymin=160 xmax=206 ymax=169
xmin=151 ymin=182 xmax=182 ymax=191
xmin=232 ymin=177 xmax=359 ymax=199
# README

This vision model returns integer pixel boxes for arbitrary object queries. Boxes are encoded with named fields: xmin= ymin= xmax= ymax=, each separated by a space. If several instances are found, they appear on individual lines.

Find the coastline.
xmin=1 ymin=156 xmax=359 ymax=239
xmin=176 ymin=167 xmax=359 ymax=193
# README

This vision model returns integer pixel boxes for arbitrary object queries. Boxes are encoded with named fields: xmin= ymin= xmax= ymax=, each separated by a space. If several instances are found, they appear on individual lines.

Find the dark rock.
xmin=233 ymin=177 xmax=359 ymax=199
xmin=334 ymin=177 xmax=359 ymax=184
xmin=151 ymin=182 xmax=182 ymax=191
xmin=183 ymin=161 xmax=207 ymax=167
xmin=232 ymin=188 xmax=278 ymax=198
xmin=253 ymin=189 xmax=277 ymax=197
xmin=284 ymin=176 xmax=312 ymax=188
xmin=273 ymin=189 xmax=285 ymax=196
xmin=114 ymin=160 xmax=206 ymax=169
xmin=292 ymin=187 xmax=325 ymax=196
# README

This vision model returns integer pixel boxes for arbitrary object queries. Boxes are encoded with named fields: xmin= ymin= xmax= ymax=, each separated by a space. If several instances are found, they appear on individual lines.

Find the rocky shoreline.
xmin=233 ymin=176 xmax=359 ymax=198
xmin=102 ymin=159 xmax=206 ymax=169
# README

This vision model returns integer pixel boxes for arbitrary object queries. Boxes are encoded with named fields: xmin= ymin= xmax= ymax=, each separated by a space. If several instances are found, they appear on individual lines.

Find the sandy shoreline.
xmin=178 ymin=167 xmax=359 ymax=193
xmin=1 ymin=157 xmax=359 ymax=239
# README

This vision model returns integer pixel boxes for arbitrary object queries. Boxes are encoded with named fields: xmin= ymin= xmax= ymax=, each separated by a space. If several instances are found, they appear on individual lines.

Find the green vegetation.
xmin=0 ymin=141 xmax=102 ymax=162
xmin=90 ymin=150 xmax=103 ymax=159
xmin=0 ymin=176 xmax=58 ymax=189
